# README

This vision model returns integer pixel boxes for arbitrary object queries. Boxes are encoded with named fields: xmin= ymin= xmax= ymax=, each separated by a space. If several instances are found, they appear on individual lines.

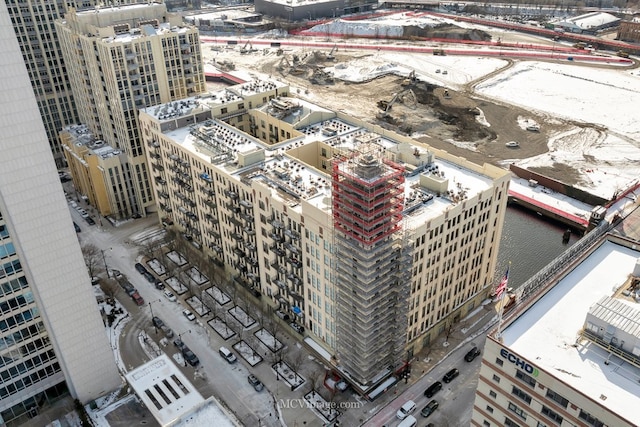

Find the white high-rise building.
xmin=0 ymin=4 xmax=121 ymax=425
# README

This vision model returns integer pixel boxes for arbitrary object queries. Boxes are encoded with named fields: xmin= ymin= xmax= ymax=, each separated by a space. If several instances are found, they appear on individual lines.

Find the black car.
xmin=182 ymin=346 xmax=199 ymax=366
xmin=135 ymin=263 xmax=148 ymax=274
xmin=85 ymin=216 xmax=95 ymax=225
xmin=420 ymin=400 xmax=439 ymax=418
xmin=424 ymin=381 xmax=442 ymax=398
xmin=152 ymin=316 xmax=164 ymax=328
xmin=443 ymin=368 xmax=460 ymax=383
xmin=155 ymin=281 xmax=165 ymax=290
xmin=73 ymin=222 xmax=81 ymax=232
xmin=122 ymin=282 xmax=136 ymax=296
xmin=143 ymin=271 xmax=155 ymax=283
xmin=464 ymin=346 xmax=481 ymax=362
xmin=247 ymin=374 xmax=264 ymax=391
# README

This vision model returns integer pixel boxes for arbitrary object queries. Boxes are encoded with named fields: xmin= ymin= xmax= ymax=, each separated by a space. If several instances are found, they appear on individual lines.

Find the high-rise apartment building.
xmin=5 ymin=1 xmax=99 ymax=168
xmin=137 ymin=79 xmax=510 ymax=391
xmin=0 ymin=5 xmax=121 ymax=425
xmin=472 ymin=226 xmax=640 ymax=427
xmin=56 ymin=2 xmax=205 ymax=219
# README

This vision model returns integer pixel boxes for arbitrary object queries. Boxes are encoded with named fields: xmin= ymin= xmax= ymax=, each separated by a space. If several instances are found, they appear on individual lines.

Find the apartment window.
xmin=536 ymin=423 xmax=547 ymax=427
xmin=545 ymin=389 xmax=569 ymax=408
xmin=511 ymin=386 xmax=532 ymax=404
xmin=495 ymin=358 xmax=504 ymax=366
xmin=489 ymin=390 xmax=497 ymax=398
xmin=541 ymin=406 xmax=563 ymax=425
xmin=578 ymin=409 xmax=604 ymax=427
xmin=492 ymin=374 xmax=501 ymax=383
xmin=486 ymin=405 xmax=493 ymax=413
xmin=504 ymin=417 xmax=521 ymax=427
xmin=515 ymin=369 xmax=536 ymax=388
xmin=508 ymin=402 xmax=527 ymax=420
xmin=483 ymin=422 xmax=490 ymax=427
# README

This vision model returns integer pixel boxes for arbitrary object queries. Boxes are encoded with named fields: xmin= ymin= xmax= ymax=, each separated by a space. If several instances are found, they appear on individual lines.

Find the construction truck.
xmin=573 ymin=42 xmax=586 ymax=49
xmin=433 ymin=48 xmax=446 ymax=56
xmin=617 ymin=50 xmax=629 ymax=58
xmin=240 ymin=40 xmax=257 ymax=55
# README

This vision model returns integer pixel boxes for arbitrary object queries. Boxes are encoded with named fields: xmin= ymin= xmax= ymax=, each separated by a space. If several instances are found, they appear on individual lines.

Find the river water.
xmin=495 ymin=205 xmax=580 ymax=289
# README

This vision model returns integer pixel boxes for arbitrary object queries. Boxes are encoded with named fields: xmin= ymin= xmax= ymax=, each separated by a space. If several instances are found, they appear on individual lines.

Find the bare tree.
xmin=308 ymin=367 xmax=326 ymax=395
xmin=82 ymin=243 xmax=104 ymax=279
xmin=286 ymin=348 xmax=307 ymax=383
xmin=100 ymin=278 xmax=120 ymax=300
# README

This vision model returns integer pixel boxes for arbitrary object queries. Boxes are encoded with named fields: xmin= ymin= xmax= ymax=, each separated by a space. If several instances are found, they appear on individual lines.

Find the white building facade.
xmin=0 ymin=5 xmax=121 ymax=424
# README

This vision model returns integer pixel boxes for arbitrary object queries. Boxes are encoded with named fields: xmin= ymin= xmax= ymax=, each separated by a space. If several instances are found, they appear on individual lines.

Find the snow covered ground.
xmin=203 ymin=11 xmax=640 ymax=201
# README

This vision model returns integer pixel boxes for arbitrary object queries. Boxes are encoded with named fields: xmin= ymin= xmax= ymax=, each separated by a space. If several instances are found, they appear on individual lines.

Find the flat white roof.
xmin=502 ymin=241 xmax=640 ymax=423
xmin=125 ymin=354 xmax=206 ymax=426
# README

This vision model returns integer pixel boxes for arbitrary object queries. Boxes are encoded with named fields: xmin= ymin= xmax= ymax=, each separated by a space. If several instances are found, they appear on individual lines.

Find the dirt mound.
xmin=403 ymin=25 xmax=491 ymax=41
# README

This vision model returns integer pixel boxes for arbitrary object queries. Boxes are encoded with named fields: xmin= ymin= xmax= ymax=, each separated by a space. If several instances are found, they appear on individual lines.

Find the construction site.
xmin=201 ymin=10 xmax=640 ymax=201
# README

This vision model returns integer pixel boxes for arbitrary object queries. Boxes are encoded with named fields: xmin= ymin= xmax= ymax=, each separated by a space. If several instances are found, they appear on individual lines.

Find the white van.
xmin=219 ymin=346 xmax=237 ymax=364
xmin=396 ymin=400 xmax=416 ymax=419
xmin=397 ymin=415 xmax=417 ymax=427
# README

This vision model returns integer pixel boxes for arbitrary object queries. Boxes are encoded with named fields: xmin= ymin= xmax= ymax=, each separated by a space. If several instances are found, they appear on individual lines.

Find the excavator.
xmin=326 ymin=44 xmax=337 ymax=61
xmin=401 ymin=70 xmax=417 ymax=87
xmin=376 ymin=89 xmax=417 ymax=119
xmin=240 ymin=40 xmax=257 ymax=55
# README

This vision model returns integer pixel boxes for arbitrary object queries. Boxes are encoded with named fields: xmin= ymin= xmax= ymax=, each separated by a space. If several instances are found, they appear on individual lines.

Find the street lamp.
xmin=148 ymin=299 xmax=162 ymax=333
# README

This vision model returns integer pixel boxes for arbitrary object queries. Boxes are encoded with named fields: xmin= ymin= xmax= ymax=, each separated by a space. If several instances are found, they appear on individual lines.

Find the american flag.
xmin=495 ymin=267 xmax=509 ymax=300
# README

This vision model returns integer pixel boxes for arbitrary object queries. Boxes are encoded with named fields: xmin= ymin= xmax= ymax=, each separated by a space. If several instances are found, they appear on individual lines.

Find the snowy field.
xmin=203 ymin=12 xmax=640 ymax=200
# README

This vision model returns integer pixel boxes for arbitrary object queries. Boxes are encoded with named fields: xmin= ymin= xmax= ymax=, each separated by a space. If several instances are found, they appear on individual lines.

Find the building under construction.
xmin=139 ymin=78 xmax=510 ymax=395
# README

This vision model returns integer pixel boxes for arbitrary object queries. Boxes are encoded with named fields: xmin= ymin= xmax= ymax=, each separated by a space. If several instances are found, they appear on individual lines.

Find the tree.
xmin=81 ymin=243 xmax=104 ymax=279
xmin=286 ymin=348 xmax=307 ymax=384
xmin=100 ymin=278 xmax=120 ymax=300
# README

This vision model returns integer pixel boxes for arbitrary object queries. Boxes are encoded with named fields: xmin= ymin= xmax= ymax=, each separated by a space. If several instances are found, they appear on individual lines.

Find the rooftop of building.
xmin=184 ymin=9 xmax=263 ymax=22
xmin=125 ymin=354 xmax=235 ymax=426
xmin=142 ymin=78 xmax=287 ymax=121
xmin=144 ymin=81 xmax=496 ymax=223
xmin=501 ymin=237 xmax=640 ymax=424
xmin=62 ymin=124 xmax=123 ymax=160
xmin=558 ymin=11 xmax=620 ymax=28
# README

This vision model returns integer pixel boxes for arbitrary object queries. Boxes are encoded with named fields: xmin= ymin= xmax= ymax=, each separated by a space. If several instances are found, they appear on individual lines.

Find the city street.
xmin=67 ymin=191 xmax=497 ymax=427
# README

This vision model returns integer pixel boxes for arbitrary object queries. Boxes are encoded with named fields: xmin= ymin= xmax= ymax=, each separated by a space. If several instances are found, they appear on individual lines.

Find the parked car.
xmin=396 ymin=400 xmax=417 ymax=420
xmin=424 ymin=381 xmax=442 ymax=398
xmin=247 ymin=374 xmax=264 ymax=391
xmin=173 ymin=338 xmax=186 ymax=351
xmin=110 ymin=269 xmax=123 ymax=280
xmin=443 ymin=368 xmax=460 ymax=383
xmin=163 ymin=290 xmax=177 ymax=302
xmin=122 ymin=282 xmax=136 ymax=296
xmin=131 ymin=292 xmax=144 ymax=306
xmin=465 ymin=346 xmax=481 ymax=362
xmin=143 ymin=271 xmax=155 ymax=283
xmin=135 ymin=263 xmax=148 ymax=274
xmin=85 ymin=216 xmax=95 ymax=225
xmin=219 ymin=347 xmax=237 ymax=364
xmin=420 ymin=400 xmax=439 ymax=418
xmin=155 ymin=281 xmax=165 ymax=290
xmin=182 ymin=346 xmax=199 ymax=366
xmin=183 ymin=309 xmax=196 ymax=321
xmin=152 ymin=316 xmax=164 ymax=328
xmin=73 ymin=222 xmax=81 ymax=232
xmin=290 ymin=322 xmax=304 ymax=334
xmin=160 ymin=325 xmax=174 ymax=338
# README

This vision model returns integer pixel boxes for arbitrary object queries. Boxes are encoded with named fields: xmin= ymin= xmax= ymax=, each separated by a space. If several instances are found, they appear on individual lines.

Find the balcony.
xmin=199 ymin=173 xmax=213 ymax=183
xmin=155 ymin=177 xmax=167 ymax=185
xmin=231 ymin=233 xmax=243 ymax=241
xmin=225 ymin=190 xmax=239 ymax=200
xmin=240 ymin=200 xmax=252 ymax=208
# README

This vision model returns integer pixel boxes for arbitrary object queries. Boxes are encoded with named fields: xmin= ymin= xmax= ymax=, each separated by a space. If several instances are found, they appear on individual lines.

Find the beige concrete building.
xmin=472 ymin=227 xmax=640 ymax=427
xmin=0 ymin=6 xmax=120 ymax=424
xmin=56 ymin=2 xmax=205 ymax=219
xmin=139 ymin=77 xmax=510 ymax=392
xmin=60 ymin=124 xmax=131 ymax=218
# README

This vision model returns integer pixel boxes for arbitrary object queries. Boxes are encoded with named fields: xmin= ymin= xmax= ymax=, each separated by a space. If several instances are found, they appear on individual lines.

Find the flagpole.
xmin=494 ymin=261 xmax=511 ymax=342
